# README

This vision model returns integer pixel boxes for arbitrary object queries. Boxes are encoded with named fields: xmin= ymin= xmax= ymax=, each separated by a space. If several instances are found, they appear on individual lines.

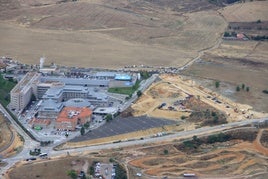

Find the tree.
xmin=193 ymin=135 xmax=201 ymax=145
xmin=231 ymin=31 xmax=237 ymax=37
xmin=215 ymin=81 xmax=220 ymax=88
xmin=109 ymin=158 xmax=115 ymax=163
xmin=84 ymin=122 xmax=90 ymax=129
xmin=224 ymin=32 xmax=230 ymax=37
xmin=31 ymin=94 xmax=36 ymax=102
xmin=67 ymin=170 xmax=77 ymax=179
xmin=181 ymin=115 xmax=187 ymax=120
xmin=140 ymin=71 xmax=150 ymax=79
xmin=193 ymin=135 xmax=198 ymax=142
xmin=128 ymin=94 xmax=132 ymax=98
xmin=211 ymin=111 xmax=216 ymax=117
xmin=262 ymin=90 xmax=268 ymax=94
xmin=236 ymin=86 xmax=240 ymax=92
xmin=80 ymin=126 xmax=85 ymax=136
xmin=213 ymin=115 xmax=219 ymax=124
xmin=246 ymin=87 xmax=250 ymax=92
xmin=88 ymin=166 xmax=94 ymax=175
xmin=164 ymin=149 xmax=169 ymax=155
xmin=241 ymin=83 xmax=245 ymax=90
xmin=137 ymin=90 xmax=142 ymax=97
xmin=105 ymin=114 xmax=113 ymax=122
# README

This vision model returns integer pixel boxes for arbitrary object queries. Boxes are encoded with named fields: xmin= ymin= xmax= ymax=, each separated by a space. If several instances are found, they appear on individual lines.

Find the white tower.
xmin=40 ymin=57 xmax=45 ymax=69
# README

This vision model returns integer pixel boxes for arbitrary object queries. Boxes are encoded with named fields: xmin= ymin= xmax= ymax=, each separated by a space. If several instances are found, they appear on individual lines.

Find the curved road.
xmin=1 ymin=106 xmax=267 ymax=177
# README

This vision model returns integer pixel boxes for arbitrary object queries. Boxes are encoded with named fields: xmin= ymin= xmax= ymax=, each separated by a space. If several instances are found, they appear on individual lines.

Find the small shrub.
xmin=164 ymin=149 xmax=169 ymax=155
xmin=256 ymin=19 xmax=262 ymax=23
xmin=246 ymin=87 xmax=250 ymax=92
xmin=262 ymin=90 xmax=268 ymax=94
xmin=215 ymin=81 xmax=220 ymax=88
xmin=241 ymin=83 xmax=245 ymax=90
xmin=236 ymin=86 xmax=240 ymax=92
xmin=181 ymin=115 xmax=187 ymax=120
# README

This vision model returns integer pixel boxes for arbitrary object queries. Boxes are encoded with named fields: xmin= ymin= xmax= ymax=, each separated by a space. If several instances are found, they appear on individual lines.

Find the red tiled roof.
xmin=56 ymin=107 xmax=92 ymax=123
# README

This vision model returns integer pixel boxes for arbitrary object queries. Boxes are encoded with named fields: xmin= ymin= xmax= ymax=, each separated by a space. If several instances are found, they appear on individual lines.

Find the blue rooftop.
xmin=114 ymin=74 xmax=132 ymax=81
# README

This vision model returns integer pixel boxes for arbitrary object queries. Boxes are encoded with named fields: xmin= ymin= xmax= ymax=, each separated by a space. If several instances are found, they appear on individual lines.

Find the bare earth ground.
xmin=8 ymin=156 xmax=97 ymax=179
xmin=182 ymin=41 xmax=268 ymax=113
xmin=149 ymin=75 xmax=267 ymax=121
xmin=56 ymin=74 xmax=267 ymax=150
xmin=0 ymin=0 xmax=226 ymax=68
xmin=127 ymin=128 xmax=268 ymax=178
xmin=8 ymin=128 xmax=268 ymax=179
xmin=181 ymin=1 xmax=268 ymax=113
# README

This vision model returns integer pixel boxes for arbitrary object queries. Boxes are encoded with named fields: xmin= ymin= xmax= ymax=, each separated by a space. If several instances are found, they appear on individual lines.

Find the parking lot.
xmin=71 ymin=116 xmax=176 ymax=142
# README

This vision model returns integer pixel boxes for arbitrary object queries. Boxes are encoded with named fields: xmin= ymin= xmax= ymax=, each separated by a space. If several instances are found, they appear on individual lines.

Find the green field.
xmin=0 ymin=73 xmax=16 ymax=106
xmin=108 ymin=81 xmax=140 ymax=96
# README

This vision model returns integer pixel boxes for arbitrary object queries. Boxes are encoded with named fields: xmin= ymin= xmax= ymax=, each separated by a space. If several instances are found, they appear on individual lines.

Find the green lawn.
xmin=108 ymin=80 xmax=140 ymax=96
xmin=0 ymin=73 xmax=16 ymax=106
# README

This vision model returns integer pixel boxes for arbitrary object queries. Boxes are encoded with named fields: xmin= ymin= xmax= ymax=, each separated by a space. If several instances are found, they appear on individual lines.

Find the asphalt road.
xmin=0 ymin=104 xmax=39 ymax=176
xmin=1 ymin=101 xmax=268 ymax=178
xmin=48 ymin=118 xmax=268 ymax=157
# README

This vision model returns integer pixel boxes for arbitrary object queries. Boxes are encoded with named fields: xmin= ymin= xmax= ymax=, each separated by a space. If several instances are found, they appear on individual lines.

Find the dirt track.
xmin=128 ymin=129 xmax=268 ymax=178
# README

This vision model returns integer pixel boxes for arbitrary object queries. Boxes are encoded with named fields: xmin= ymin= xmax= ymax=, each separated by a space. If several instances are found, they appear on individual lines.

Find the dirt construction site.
xmin=132 ymin=74 xmax=268 ymax=122
xmin=56 ymin=73 xmax=267 ymax=150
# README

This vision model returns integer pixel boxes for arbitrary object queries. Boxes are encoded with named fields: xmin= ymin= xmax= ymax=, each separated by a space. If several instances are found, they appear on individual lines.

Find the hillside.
xmin=0 ymin=0 xmax=226 ymax=68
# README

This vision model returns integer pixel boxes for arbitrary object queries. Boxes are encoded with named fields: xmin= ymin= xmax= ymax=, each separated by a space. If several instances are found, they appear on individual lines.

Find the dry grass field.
xmin=8 ymin=156 xmax=95 ymax=179
xmin=180 ymin=1 xmax=268 ymax=113
xmin=0 ymin=0 xmax=226 ymax=68
xmin=220 ymin=1 xmax=268 ymax=22
xmin=182 ymin=41 xmax=268 ymax=113
xmin=0 ymin=23 xmax=192 ymax=68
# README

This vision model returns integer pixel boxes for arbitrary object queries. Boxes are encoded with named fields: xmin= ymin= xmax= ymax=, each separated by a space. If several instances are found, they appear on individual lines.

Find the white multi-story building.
xmin=9 ymin=72 xmax=41 ymax=112
xmin=37 ymin=82 xmax=64 ymax=99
